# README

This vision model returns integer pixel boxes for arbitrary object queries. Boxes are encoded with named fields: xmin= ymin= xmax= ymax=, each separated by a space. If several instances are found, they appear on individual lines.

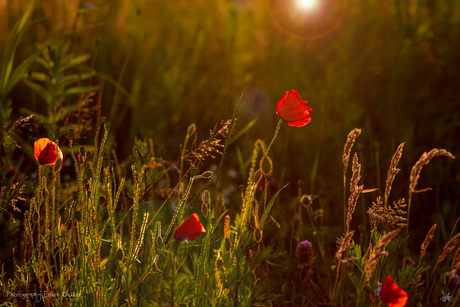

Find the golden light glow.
xmin=296 ymin=0 xmax=318 ymax=11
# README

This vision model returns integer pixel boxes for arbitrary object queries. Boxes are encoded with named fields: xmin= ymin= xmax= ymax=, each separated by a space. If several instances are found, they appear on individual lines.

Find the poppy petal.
xmin=379 ymin=276 xmax=408 ymax=307
xmin=174 ymin=213 xmax=206 ymax=241
xmin=34 ymin=138 xmax=63 ymax=166
xmin=276 ymin=90 xmax=312 ymax=127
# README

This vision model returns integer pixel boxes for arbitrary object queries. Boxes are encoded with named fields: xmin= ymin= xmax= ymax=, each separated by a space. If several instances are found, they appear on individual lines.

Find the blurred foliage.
xmin=1 ymin=0 xmax=460 ymax=305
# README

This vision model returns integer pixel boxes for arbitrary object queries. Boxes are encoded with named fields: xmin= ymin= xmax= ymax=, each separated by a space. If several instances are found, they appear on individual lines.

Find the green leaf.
xmin=64 ymin=85 xmax=99 ymax=96
xmin=35 ymin=56 xmax=52 ymax=70
xmin=24 ymin=80 xmax=52 ymax=104
xmin=28 ymin=71 xmax=48 ymax=82
xmin=59 ymin=54 xmax=92 ymax=72
xmin=0 ymin=0 xmax=35 ymax=99
xmin=4 ymin=49 xmax=42 ymax=95
xmin=208 ymin=209 xmax=228 ymax=234
xmin=60 ymin=72 xmax=95 ymax=86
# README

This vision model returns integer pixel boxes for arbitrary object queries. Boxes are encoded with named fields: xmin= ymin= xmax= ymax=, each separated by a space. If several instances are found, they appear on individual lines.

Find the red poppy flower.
xmin=174 ymin=213 xmax=206 ymax=241
xmin=276 ymin=90 xmax=312 ymax=127
xmin=34 ymin=138 xmax=63 ymax=168
xmin=379 ymin=276 xmax=408 ymax=307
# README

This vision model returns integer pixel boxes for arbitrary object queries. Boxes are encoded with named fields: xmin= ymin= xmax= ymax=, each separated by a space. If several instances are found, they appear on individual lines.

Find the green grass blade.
xmin=229 ymin=117 xmax=259 ymax=145
xmin=259 ymin=183 xmax=289 ymax=226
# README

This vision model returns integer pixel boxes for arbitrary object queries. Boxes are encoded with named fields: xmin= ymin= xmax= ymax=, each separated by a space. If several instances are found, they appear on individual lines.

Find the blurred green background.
xmin=2 ymin=0 xmax=459 ymax=251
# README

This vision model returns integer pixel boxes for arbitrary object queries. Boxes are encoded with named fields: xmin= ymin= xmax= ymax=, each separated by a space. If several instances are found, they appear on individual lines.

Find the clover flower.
xmin=296 ymin=240 xmax=313 ymax=265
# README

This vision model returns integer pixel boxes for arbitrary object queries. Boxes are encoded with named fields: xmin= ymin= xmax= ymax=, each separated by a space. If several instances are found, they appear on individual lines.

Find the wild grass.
xmin=1 ymin=1 xmax=460 ymax=306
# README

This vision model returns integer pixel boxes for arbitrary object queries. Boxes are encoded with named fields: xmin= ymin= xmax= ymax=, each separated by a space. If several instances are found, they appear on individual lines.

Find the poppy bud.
xmin=201 ymin=171 xmax=214 ymax=179
xmin=54 ymin=156 xmax=62 ymax=172
xmin=404 ymin=257 xmax=416 ymax=266
xmin=187 ymin=123 xmax=196 ymax=137
xmin=445 ymin=271 xmax=459 ymax=288
xmin=97 ymin=116 xmax=106 ymax=126
xmin=296 ymin=240 xmax=313 ymax=265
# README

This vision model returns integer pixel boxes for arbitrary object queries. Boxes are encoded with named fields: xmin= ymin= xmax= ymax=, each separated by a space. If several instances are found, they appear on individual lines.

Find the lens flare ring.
xmin=267 ymin=0 xmax=348 ymax=41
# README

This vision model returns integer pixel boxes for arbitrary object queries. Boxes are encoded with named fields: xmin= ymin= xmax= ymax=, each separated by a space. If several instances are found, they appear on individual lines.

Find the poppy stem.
xmin=267 ymin=119 xmax=283 ymax=156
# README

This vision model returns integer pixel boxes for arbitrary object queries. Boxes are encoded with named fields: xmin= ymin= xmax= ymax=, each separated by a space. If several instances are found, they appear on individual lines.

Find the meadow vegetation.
xmin=1 ymin=0 xmax=459 ymax=306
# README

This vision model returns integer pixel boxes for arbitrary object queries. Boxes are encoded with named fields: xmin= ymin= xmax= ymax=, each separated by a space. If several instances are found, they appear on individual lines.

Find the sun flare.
xmin=296 ymin=0 xmax=318 ymax=11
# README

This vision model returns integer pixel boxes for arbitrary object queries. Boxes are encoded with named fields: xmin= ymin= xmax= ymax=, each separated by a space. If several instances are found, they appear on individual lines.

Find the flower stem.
xmin=266 ymin=119 xmax=283 ymax=156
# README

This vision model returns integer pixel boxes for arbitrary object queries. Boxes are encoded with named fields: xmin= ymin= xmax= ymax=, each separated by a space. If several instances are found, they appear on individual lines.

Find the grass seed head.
xmin=437 ymin=233 xmax=460 ymax=266
xmin=346 ymin=153 xmax=363 ymax=231
xmin=335 ymin=231 xmax=355 ymax=261
xmin=365 ymin=229 xmax=401 ymax=282
xmin=409 ymin=148 xmax=455 ymax=194
xmin=451 ymin=246 xmax=460 ymax=273
xmin=385 ymin=142 xmax=405 ymax=205
xmin=420 ymin=224 xmax=437 ymax=262
xmin=342 ymin=128 xmax=362 ymax=173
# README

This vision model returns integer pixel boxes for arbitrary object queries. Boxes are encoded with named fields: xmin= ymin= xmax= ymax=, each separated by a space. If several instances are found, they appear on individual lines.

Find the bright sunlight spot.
xmin=296 ymin=0 xmax=318 ymax=11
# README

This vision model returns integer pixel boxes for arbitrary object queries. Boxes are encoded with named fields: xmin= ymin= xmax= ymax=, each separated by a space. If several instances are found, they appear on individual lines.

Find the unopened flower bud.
xmin=97 ymin=116 xmax=106 ymax=126
xmin=187 ymin=123 xmax=196 ymax=137
xmin=404 ymin=257 xmax=416 ymax=266
xmin=201 ymin=171 xmax=214 ymax=179
xmin=445 ymin=271 xmax=459 ymax=287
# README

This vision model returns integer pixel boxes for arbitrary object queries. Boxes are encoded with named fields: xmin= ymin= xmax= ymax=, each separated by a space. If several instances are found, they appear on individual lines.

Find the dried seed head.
xmin=368 ymin=197 xmax=385 ymax=230
xmin=437 ymin=233 xmax=460 ymax=266
xmin=335 ymin=231 xmax=355 ymax=261
xmin=451 ymin=246 xmax=460 ymax=273
xmin=346 ymin=153 xmax=363 ymax=231
xmin=385 ymin=143 xmax=405 ymax=205
xmin=420 ymin=224 xmax=437 ymax=262
xmin=296 ymin=240 xmax=314 ymax=266
xmin=350 ymin=153 xmax=362 ymax=194
xmin=365 ymin=229 xmax=401 ymax=282
xmin=409 ymin=149 xmax=455 ymax=194
xmin=342 ymin=128 xmax=362 ymax=174
xmin=368 ymin=197 xmax=408 ymax=231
